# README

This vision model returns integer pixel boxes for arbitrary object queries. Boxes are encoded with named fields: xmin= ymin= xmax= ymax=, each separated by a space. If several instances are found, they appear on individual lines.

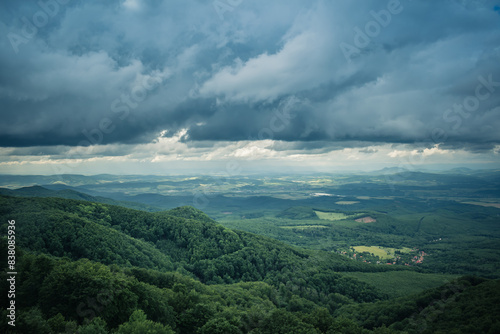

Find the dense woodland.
xmin=1 ymin=195 xmax=500 ymax=333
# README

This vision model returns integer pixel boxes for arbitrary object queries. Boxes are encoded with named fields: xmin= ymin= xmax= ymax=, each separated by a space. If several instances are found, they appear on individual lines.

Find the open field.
xmin=315 ymin=211 xmax=358 ymax=221
xmin=353 ymin=246 xmax=413 ymax=260
xmin=335 ymin=201 xmax=360 ymax=205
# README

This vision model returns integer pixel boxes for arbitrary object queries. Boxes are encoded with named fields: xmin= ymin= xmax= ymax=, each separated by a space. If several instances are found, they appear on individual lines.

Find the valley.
xmin=1 ymin=169 xmax=499 ymax=333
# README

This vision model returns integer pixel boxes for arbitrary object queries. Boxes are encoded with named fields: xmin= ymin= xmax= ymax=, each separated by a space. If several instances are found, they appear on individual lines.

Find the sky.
xmin=0 ymin=0 xmax=499 ymax=175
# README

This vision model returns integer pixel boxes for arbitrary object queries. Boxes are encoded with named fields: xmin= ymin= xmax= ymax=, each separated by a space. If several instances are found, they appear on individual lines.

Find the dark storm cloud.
xmin=268 ymin=141 xmax=382 ymax=155
xmin=0 ymin=0 xmax=499 ymax=150
xmin=439 ymin=141 xmax=499 ymax=153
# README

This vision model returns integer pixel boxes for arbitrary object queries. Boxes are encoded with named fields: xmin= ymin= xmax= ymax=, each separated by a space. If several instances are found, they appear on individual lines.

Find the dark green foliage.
xmin=16 ymin=308 xmax=52 ymax=334
xmin=0 ymin=195 xmax=390 ymax=306
xmin=256 ymin=309 xmax=320 ymax=334
xmin=198 ymin=317 xmax=241 ymax=334
xmin=163 ymin=206 xmax=216 ymax=223
xmin=333 ymin=276 xmax=500 ymax=333
xmin=403 ymin=278 xmax=500 ymax=334
xmin=326 ymin=317 xmax=364 ymax=334
xmin=0 ymin=196 xmax=174 ymax=271
xmin=39 ymin=258 xmax=139 ymax=328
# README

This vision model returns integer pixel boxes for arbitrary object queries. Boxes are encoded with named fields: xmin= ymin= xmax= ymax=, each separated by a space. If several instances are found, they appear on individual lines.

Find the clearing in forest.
xmin=355 ymin=216 xmax=376 ymax=223
xmin=315 ymin=211 xmax=351 ymax=221
xmin=353 ymin=246 xmax=413 ymax=259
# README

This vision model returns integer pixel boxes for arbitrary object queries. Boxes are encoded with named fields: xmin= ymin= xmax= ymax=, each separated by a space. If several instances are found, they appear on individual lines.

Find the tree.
xmin=327 ymin=317 xmax=364 ymax=334
xmin=115 ymin=310 xmax=175 ymax=334
xmin=259 ymin=309 xmax=320 ymax=334
xmin=198 ymin=317 xmax=241 ymax=334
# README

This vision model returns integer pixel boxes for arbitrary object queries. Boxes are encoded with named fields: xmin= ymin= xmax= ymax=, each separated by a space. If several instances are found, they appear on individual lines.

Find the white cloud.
xmin=199 ymin=3 xmax=340 ymax=102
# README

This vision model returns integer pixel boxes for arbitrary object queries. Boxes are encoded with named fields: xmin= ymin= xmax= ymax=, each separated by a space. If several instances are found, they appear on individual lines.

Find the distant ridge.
xmin=0 ymin=185 xmax=161 ymax=212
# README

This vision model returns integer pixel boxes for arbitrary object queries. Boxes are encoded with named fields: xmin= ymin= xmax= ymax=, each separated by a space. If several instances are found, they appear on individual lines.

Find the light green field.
xmin=344 ymin=271 xmax=460 ymax=297
xmin=293 ymin=178 xmax=333 ymax=184
xmin=335 ymin=201 xmax=360 ymax=205
xmin=356 ymin=196 xmax=394 ymax=200
xmin=353 ymin=245 xmax=413 ymax=259
xmin=462 ymin=201 xmax=500 ymax=209
xmin=315 ymin=211 xmax=352 ymax=221
xmin=272 ymin=194 xmax=311 ymax=200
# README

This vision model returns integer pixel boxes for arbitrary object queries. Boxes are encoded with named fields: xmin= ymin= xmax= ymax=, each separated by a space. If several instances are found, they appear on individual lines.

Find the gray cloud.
xmin=0 ymin=0 xmax=499 ymax=154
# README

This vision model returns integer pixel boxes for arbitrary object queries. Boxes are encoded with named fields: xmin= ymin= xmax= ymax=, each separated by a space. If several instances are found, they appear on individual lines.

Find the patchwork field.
xmin=315 ymin=210 xmax=359 ymax=221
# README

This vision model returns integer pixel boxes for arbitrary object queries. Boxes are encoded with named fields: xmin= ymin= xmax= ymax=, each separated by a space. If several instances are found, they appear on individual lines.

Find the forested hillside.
xmin=1 ymin=195 xmax=499 ymax=333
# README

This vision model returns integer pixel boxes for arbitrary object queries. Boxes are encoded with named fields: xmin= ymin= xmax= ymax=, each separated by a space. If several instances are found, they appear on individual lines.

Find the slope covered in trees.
xmin=1 ymin=195 xmax=499 ymax=333
xmin=0 ymin=195 xmax=388 ymax=303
